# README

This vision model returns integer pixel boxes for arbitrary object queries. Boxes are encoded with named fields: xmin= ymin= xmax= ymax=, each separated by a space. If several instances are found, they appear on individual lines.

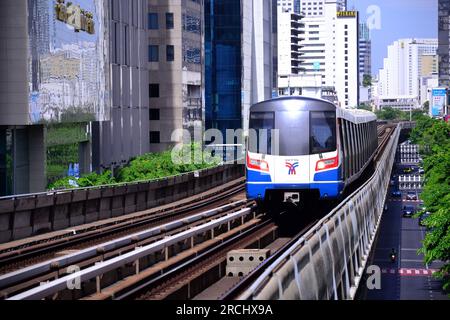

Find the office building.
xmin=205 ymin=0 xmax=277 ymax=135
xmin=93 ymin=0 xmax=150 ymax=172
xmin=0 ymin=0 xmax=149 ymax=196
xmin=0 ymin=0 xmax=109 ymax=195
xmin=438 ymin=0 xmax=450 ymax=87
xmin=147 ymin=0 xmax=204 ymax=152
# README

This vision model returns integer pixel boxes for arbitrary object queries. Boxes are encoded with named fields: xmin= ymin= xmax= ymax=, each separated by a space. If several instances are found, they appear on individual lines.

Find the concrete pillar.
xmin=27 ymin=125 xmax=46 ymax=193
xmin=79 ymin=140 xmax=91 ymax=175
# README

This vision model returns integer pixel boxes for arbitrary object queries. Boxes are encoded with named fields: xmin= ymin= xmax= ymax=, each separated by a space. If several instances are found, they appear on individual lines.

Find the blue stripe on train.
xmin=246 ymin=169 xmax=273 ymax=183
xmin=314 ymin=167 xmax=341 ymax=182
xmin=246 ymin=182 xmax=345 ymax=200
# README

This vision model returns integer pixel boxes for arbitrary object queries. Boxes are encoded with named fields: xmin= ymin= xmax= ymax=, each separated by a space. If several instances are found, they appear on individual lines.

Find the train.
xmin=246 ymin=96 xmax=378 ymax=207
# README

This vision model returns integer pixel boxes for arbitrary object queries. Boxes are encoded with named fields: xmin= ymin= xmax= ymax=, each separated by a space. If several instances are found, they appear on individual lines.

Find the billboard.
xmin=431 ymin=88 xmax=447 ymax=117
xmin=28 ymin=0 xmax=110 ymax=124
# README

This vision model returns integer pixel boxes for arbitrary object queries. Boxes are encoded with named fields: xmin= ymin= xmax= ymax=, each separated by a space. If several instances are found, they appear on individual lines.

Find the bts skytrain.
xmin=246 ymin=96 xmax=378 ymax=206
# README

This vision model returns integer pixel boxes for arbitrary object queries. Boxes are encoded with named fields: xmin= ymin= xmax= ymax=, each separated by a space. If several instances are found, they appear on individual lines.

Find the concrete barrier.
xmin=240 ymin=124 xmax=401 ymax=300
xmin=0 ymin=164 xmax=244 ymax=244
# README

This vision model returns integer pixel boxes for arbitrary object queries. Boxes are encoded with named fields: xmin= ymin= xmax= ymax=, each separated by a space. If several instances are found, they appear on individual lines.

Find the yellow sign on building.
xmin=337 ymin=11 xmax=357 ymax=18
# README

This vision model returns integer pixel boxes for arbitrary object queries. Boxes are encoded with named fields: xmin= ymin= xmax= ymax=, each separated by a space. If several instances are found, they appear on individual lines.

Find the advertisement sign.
xmin=431 ymin=88 xmax=447 ymax=117
xmin=28 ymin=0 xmax=110 ymax=124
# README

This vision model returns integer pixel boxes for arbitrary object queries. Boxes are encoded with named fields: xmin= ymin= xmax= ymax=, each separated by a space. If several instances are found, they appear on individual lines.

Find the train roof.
xmin=251 ymin=96 xmax=377 ymax=124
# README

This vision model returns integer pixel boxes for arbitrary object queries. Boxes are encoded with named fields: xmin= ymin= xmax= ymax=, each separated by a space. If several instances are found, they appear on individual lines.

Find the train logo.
xmin=286 ymin=162 xmax=299 ymax=175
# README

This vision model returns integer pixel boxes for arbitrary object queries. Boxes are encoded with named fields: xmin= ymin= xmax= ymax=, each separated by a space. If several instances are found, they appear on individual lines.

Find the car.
xmin=406 ymin=192 xmax=418 ymax=201
xmin=403 ymin=205 xmax=415 ymax=218
xmin=418 ymin=168 xmax=425 ymax=175
xmin=403 ymin=167 xmax=413 ymax=174
xmin=391 ymin=190 xmax=402 ymax=198
xmin=419 ymin=212 xmax=432 ymax=226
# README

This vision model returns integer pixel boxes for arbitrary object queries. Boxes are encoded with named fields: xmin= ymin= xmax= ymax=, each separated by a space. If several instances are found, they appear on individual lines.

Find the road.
xmin=364 ymin=162 xmax=448 ymax=300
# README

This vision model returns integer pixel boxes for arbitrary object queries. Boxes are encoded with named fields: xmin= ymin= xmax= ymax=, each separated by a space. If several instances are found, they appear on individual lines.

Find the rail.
xmin=8 ymin=207 xmax=255 ymax=300
xmin=238 ymin=123 xmax=401 ymax=300
xmin=0 ymin=200 xmax=248 ymax=290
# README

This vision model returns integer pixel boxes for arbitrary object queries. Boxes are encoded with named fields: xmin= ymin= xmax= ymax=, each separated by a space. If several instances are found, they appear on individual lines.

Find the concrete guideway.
xmin=237 ymin=123 xmax=401 ymax=300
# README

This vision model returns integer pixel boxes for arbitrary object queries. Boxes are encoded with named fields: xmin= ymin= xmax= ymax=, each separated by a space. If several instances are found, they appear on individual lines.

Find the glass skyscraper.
xmin=205 ymin=0 xmax=243 ymax=134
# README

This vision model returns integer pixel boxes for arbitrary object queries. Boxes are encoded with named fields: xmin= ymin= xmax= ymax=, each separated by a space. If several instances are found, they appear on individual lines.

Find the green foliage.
xmin=117 ymin=143 xmax=219 ymax=183
xmin=48 ymin=143 xmax=219 ymax=190
xmin=412 ymin=117 xmax=450 ymax=293
xmin=363 ymin=74 xmax=372 ymax=87
xmin=46 ymin=123 xmax=89 ymax=147
xmin=46 ymin=124 xmax=90 ymax=184
xmin=375 ymin=107 xmax=426 ymax=122
xmin=423 ymin=101 xmax=430 ymax=114
xmin=358 ymin=103 xmax=372 ymax=112
xmin=48 ymin=170 xmax=116 ymax=190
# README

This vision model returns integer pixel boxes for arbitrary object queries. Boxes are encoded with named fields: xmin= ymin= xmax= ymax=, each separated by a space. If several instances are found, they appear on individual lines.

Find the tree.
xmin=411 ymin=117 xmax=450 ymax=293
xmin=363 ymin=74 xmax=372 ymax=88
xmin=423 ymin=101 xmax=430 ymax=114
xmin=376 ymin=107 xmax=402 ymax=120
xmin=358 ymin=103 xmax=372 ymax=112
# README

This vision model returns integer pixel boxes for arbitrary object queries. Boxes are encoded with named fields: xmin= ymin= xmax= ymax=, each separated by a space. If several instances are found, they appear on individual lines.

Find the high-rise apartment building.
xmin=277 ymin=0 xmax=301 ymax=13
xmin=438 ymin=0 xmax=450 ymax=87
xmin=147 ymin=0 xmax=204 ymax=152
xmin=205 ymin=0 xmax=277 ymax=135
xmin=378 ymin=39 xmax=438 ymax=99
xmin=277 ymin=7 xmax=305 ymax=76
xmin=295 ymin=0 xmax=359 ymax=108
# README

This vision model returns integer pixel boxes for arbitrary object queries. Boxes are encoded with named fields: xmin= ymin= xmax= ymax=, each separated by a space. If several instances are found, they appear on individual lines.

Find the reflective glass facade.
xmin=205 ymin=0 xmax=243 ymax=134
xmin=28 ymin=0 xmax=110 ymax=124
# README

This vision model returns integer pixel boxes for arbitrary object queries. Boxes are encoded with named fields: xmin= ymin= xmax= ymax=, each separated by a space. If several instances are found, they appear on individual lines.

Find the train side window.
xmin=310 ymin=111 xmax=337 ymax=154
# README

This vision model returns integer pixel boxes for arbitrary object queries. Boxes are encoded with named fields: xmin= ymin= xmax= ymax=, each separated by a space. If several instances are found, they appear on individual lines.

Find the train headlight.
xmin=317 ymin=161 xmax=327 ymax=170
xmin=316 ymin=155 xmax=339 ymax=172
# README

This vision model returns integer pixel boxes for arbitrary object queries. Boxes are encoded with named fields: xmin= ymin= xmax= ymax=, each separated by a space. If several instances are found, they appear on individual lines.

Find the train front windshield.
xmin=310 ymin=111 xmax=337 ymax=154
xmin=248 ymin=112 xmax=275 ymax=155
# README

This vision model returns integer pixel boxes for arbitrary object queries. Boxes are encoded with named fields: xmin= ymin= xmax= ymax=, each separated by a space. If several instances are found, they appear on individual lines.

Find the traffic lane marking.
xmin=378 ymin=268 xmax=439 ymax=276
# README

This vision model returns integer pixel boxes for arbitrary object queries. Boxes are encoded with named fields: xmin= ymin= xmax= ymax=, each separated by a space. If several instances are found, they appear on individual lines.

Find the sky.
xmin=347 ymin=0 xmax=438 ymax=75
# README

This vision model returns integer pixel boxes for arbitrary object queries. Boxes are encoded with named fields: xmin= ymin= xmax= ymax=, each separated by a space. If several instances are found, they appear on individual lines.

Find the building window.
xmin=150 ymin=131 xmax=160 ymax=144
xmin=149 ymin=109 xmax=160 ymax=121
xmin=166 ymin=13 xmax=174 ymax=29
xmin=149 ymin=84 xmax=160 ymax=98
xmin=148 ymin=13 xmax=158 ymax=29
xmin=167 ymin=45 xmax=175 ymax=61
xmin=148 ymin=45 xmax=159 ymax=62
xmin=183 ymin=14 xmax=201 ymax=34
